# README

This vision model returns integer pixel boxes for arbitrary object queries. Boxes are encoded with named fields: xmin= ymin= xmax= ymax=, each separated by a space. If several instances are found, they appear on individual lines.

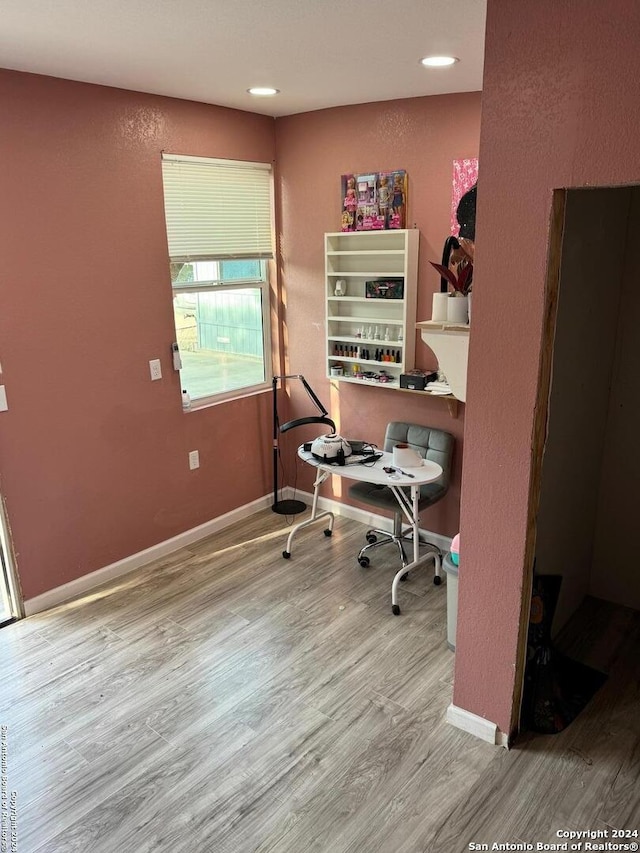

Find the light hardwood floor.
xmin=1 ymin=510 xmax=639 ymax=852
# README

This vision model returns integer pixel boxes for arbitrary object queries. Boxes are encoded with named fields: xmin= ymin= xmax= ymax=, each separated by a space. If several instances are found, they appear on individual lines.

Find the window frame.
xmin=162 ymin=153 xmax=275 ymax=408
xmin=171 ymin=263 xmax=272 ymax=409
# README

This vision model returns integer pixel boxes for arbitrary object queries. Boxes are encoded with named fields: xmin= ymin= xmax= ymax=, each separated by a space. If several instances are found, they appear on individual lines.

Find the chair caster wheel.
xmin=392 ymin=604 xmax=401 ymax=616
xmin=433 ymin=575 xmax=442 ymax=585
xmin=400 ymin=572 xmax=409 ymax=582
xmin=358 ymin=556 xmax=370 ymax=568
xmin=282 ymin=551 xmax=291 ymax=559
xmin=366 ymin=534 xmax=377 ymax=544
xmin=324 ymin=529 xmax=332 ymax=537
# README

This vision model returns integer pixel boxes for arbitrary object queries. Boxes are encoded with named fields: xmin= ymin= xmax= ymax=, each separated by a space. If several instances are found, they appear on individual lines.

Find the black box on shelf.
xmin=365 ymin=277 xmax=404 ymax=299
xmin=400 ymin=370 xmax=438 ymax=391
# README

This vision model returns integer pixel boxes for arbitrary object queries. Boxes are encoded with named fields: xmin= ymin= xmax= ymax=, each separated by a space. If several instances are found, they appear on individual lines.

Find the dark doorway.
xmin=518 ymin=186 xmax=640 ymax=734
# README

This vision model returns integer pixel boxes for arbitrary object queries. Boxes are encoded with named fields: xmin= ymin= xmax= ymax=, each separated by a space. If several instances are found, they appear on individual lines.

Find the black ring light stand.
xmin=272 ymin=374 xmax=335 ymax=515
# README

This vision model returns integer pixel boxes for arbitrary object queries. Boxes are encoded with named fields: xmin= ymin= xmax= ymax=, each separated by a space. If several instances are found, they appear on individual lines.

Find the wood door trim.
xmin=510 ymin=189 xmax=566 ymax=736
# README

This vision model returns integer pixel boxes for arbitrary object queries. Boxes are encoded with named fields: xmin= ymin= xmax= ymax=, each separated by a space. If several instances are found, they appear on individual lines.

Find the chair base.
xmin=357 ymin=520 xmax=442 ymax=570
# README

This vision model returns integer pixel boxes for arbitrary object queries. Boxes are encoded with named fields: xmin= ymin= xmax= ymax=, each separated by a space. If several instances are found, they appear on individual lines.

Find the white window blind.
xmin=162 ymin=153 xmax=274 ymax=262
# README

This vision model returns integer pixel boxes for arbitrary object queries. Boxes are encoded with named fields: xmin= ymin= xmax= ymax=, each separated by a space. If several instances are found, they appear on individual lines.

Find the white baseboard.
xmin=24 ymin=487 xmax=452 ymax=617
xmin=446 ymin=703 xmax=509 ymax=747
xmin=24 ymin=493 xmax=274 ymax=616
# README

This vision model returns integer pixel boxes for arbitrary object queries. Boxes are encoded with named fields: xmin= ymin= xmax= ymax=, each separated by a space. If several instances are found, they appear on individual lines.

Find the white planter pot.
xmin=432 ymin=291 xmax=449 ymax=322
xmin=447 ymin=295 xmax=469 ymax=324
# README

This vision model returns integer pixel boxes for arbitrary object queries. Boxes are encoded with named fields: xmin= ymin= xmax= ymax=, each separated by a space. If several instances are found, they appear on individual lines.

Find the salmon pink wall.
xmin=453 ymin=0 xmax=640 ymax=733
xmin=275 ymin=94 xmax=481 ymax=535
xmin=0 ymin=70 xmax=276 ymax=601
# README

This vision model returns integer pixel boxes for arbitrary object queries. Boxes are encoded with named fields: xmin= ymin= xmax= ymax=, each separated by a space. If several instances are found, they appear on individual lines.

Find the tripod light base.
xmin=272 ymin=499 xmax=306 ymax=515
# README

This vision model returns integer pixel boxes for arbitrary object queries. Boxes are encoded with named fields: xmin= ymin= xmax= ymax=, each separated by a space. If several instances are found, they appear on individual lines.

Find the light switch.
xmin=149 ymin=359 xmax=162 ymax=381
xmin=0 ymin=385 xmax=8 ymax=412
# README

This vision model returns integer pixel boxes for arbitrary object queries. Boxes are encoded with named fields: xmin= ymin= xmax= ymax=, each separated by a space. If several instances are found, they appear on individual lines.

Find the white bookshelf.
xmin=325 ymin=229 xmax=418 ymax=389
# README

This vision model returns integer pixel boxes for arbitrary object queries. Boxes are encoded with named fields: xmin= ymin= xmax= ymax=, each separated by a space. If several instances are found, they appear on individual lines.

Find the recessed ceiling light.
xmin=421 ymin=56 xmax=458 ymax=68
xmin=247 ymin=87 xmax=280 ymax=97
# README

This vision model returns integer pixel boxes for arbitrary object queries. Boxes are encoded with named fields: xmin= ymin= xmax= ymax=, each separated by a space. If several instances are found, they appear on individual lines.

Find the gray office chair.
xmin=348 ymin=421 xmax=454 ymax=612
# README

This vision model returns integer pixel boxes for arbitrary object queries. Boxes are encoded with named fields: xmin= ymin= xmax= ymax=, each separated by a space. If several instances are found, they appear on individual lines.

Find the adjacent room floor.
xmin=1 ymin=509 xmax=638 ymax=852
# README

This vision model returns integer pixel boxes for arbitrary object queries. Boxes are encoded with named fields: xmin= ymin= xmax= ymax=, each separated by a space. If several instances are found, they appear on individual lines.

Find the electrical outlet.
xmin=188 ymin=450 xmax=200 ymax=470
xmin=149 ymin=359 xmax=162 ymax=381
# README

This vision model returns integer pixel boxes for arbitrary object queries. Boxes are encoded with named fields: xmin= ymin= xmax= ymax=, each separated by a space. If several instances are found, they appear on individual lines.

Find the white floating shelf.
xmin=416 ymin=320 xmax=470 ymax=403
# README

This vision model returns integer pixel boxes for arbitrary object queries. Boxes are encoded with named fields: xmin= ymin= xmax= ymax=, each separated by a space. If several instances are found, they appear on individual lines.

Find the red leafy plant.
xmin=429 ymin=261 xmax=473 ymax=296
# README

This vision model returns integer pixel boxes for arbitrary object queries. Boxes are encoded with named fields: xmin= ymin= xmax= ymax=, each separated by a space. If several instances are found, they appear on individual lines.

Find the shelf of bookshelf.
xmin=327 ymin=296 xmax=406 ymax=303
xmin=326 ymin=373 xmax=459 ymax=416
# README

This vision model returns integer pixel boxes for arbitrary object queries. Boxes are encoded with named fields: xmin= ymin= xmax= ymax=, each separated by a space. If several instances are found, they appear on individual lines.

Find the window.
xmin=161 ymin=154 xmax=274 ymax=406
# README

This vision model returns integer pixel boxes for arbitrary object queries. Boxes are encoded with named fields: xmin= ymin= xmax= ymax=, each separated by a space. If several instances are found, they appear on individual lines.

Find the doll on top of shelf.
xmin=391 ymin=172 xmax=406 ymax=228
xmin=387 ymin=209 xmax=401 ymax=229
xmin=358 ymin=205 xmax=385 ymax=230
xmin=378 ymin=174 xmax=391 ymax=227
xmin=342 ymin=175 xmax=358 ymax=231
xmin=343 ymin=176 xmax=357 ymax=212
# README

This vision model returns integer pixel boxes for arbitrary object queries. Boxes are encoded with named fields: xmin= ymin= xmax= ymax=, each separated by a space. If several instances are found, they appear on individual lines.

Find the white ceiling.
xmin=0 ymin=0 xmax=486 ymax=118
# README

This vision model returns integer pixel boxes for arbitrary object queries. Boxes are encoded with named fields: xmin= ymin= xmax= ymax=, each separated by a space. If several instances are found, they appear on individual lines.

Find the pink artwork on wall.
xmin=451 ymin=158 xmax=478 ymax=235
